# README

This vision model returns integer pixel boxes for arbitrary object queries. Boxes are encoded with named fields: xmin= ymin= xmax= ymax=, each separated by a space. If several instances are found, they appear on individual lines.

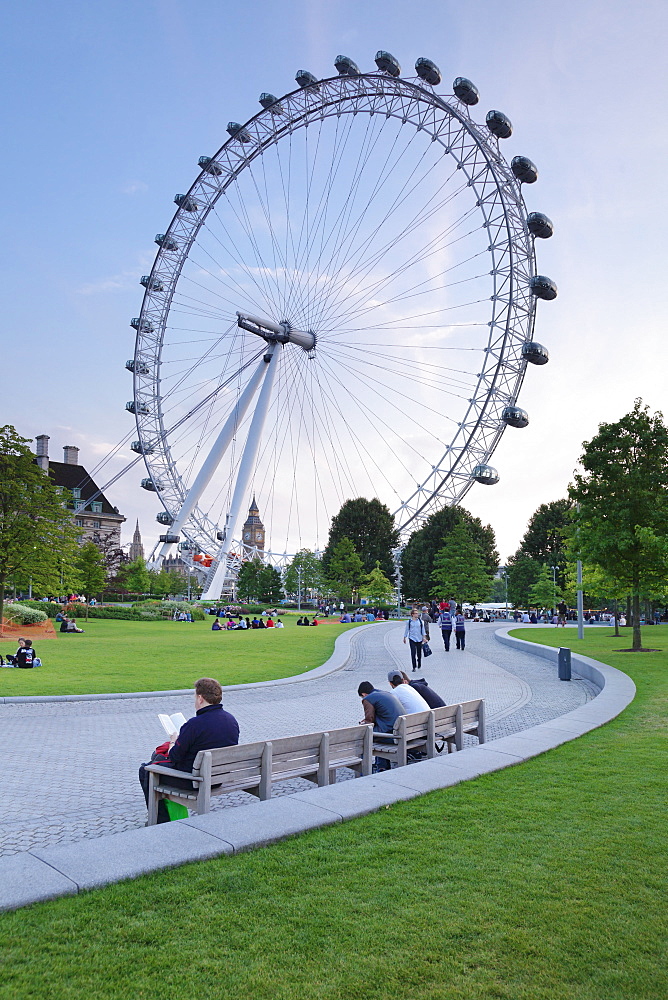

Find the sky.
xmin=2 ymin=0 xmax=667 ymax=564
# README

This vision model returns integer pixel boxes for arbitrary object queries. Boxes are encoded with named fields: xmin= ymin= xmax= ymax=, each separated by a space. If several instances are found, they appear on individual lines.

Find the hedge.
xmin=3 ymin=603 xmax=49 ymax=625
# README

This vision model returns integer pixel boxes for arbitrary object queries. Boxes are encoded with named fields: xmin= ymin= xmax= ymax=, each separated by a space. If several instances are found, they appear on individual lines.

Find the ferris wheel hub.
xmin=236 ymin=312 xmax=316 ymax=352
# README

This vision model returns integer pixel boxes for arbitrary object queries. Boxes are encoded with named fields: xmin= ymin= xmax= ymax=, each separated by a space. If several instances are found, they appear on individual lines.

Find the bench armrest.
xmin=145 ymin=763 xmax=202 ymax=783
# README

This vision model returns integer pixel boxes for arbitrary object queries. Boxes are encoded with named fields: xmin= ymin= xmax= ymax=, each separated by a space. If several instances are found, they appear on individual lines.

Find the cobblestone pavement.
xmin=0 ymin=623 xmax=595 ymax=856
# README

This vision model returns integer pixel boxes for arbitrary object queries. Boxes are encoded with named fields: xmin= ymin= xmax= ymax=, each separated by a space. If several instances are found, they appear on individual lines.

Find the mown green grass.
xmin=0 ymin=628 xmax=665 ymax=999
xmin=0 ymin=618 xmax=361 ymax=695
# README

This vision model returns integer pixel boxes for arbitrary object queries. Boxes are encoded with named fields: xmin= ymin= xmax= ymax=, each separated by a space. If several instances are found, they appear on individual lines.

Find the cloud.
xmin=121 ymin=180 xmax=148 ymax=195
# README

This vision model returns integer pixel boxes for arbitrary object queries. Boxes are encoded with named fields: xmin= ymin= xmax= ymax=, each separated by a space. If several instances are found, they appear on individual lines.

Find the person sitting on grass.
xmin=6 ymin=638 xmax=25 ymax=666
xmin=251 ymin=617 xmax=260 ymax=629
xmin=59 ymin=618 xmax=70 ymax=633
xmin=66 ymin=619 xmax=84 ymax=633
xmin=275 ymin=619 xmax=284 ymax=628
xmin=309 ymin=617 xmax=319 ymax=626
xmin=258 ymin=618 xmax=266 ymax=628
xmin=266 ymin=617 xmax=275 ymax=627
xmin=211 ymin=619 xmax=222 ymax=631
xmin=226 ymin=618 xmax=236 ymax=630
xmin=15 ymin=639 xmax=37 ymax=668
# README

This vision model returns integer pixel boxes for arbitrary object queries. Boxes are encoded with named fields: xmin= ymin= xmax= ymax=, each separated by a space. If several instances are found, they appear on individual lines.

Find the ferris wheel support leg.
xmin=157 ymin=357 xmax=269 ymax=563
xmin=202 ymin=343 xmax=281 ymax=600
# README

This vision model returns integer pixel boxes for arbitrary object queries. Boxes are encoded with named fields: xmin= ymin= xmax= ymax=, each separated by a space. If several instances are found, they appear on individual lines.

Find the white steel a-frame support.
xmin=156 ymin=356 xmax=269 ymax=564
xmin=202 ymin=341 xmax=281 ymax=600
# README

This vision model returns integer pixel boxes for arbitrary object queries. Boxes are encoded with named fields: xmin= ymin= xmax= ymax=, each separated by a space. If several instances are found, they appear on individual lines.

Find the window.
xmin=72 ymin=488 xmax=81 ymax=499
xmin=91 ymin=501 xmax=103 ymax=514
xmin=75 ymin=518 xmax=83 ymax=527
xmin=93 ymin=520 xmax=100 ymax=529
xmin=74 ymin=500 xmax=85 ymax=510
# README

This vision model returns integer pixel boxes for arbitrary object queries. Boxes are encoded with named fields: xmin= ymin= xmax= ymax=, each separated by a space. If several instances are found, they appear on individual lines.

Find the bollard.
xmin=558 ymin=647 xmax=572 ymax=681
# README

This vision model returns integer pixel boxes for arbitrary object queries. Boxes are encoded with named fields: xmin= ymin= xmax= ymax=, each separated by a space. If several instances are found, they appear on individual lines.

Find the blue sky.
xmin=3 ymin=0 xmax=667 ymax=562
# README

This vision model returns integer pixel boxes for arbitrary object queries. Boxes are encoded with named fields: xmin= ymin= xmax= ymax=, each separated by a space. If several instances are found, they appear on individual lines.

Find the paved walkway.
xmin=0 ymin=622 xmax=595 ymax=856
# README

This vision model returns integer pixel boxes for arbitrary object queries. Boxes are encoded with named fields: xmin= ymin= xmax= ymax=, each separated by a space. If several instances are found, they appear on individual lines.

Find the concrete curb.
xmin=0 ymin=628 xmax=635 ymax=911
xmin=0 ymin=622 xmax=378 ymax=704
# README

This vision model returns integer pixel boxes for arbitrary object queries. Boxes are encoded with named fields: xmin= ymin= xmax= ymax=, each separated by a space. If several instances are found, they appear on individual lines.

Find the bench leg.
xmin=259 ymin=741 xmax=273 ymax=800
xmin=147 ymin=771 xmax=159 ymax=826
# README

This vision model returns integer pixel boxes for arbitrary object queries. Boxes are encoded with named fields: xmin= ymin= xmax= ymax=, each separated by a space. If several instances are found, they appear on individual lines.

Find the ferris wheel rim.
xmin=131 ymin=68 xmax=539 ymax=554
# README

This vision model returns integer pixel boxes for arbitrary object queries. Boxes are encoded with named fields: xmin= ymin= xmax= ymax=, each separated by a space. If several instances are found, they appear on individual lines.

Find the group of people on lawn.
xmin=211 ymin=615 xmax=286 ymax=630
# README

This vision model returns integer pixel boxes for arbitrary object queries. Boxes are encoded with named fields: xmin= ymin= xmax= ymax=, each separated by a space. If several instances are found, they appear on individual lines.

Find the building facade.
xmin=34 ymin=435 xmax=126 ymax=568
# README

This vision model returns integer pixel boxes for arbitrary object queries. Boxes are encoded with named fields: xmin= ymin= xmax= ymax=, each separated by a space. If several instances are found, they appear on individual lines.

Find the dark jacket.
xmin=16 ymin=646 xmax=36 ymax=668
xmin=409 ymin=677 xmax=445 ymax=708
xmin=168 ymin=703 xmax=240 ymax=773
xmin=362 ymin=689 xmax=404 ymax=733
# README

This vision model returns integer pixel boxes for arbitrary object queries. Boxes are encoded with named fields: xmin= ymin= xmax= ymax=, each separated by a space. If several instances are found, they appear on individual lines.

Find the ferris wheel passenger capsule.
xmin=198 ymin=156 xmax=222 ymax=175
xmin=511 ymin=155 xmax=538 ymax=184
xmin=156 ymin=511 xmax=174 ymax=525
xmin=486 ymin=110 xmax=513 ymax=138
xmin=527 ymin=212 xmax=554 ymax=239
xmin=522 ymin=342 xmax=549 ymax=365
xmin=472 ymin=464 xmax=499 ymax=485
xmin=130 ymin=317 xmax=155 ymax=332
xmin=140 ymin=275 xmax=164 ymax=291
xmin=334 ymin=55 xmax=360 ymax=76
xmin=174 ymin=194 xmax=199 ymax=212
xmin=502 ymin=406 xmax=529 ymax=428
xmin=227 ymin=123 xmax=252 ymax=142
xmin=259 ymin=93 xmax=284 ymax=112
xmin=131 ymin=440 xmax=153 ymax=455
xmin=125 ymin=359 xmax=149 ymax=374
xmin=415 ymin=58 xmax=441 ymax=86
xmin=453 ymin=77 xmax=479 ymax=105
xmin=529 ymin=274 xmax=558 ymax=300
xmin=375 ymin=51 xmax=401 ymax=77
xmin=125 ymin=400 xmax=149 ymax=415
xmin=295 ymin=70 xmax=320 ymax=90
xmin=159 ymin=534 xmax=180 ymax=544
xmin=140 ymin=477 xmax=163 ymax=492
xmin=154 ymin=234 xmax=179 ymax=251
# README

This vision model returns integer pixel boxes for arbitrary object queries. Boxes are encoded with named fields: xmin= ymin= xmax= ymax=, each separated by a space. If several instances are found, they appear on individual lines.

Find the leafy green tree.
xmin=326 ymin=537 xmax=364 ymax=602
xmin=528 ymin=564 xmax=558 ymax=609
xmin=237 ymin=559 xmax=264 ymax=602
xmin=123 ymin=557 xmax=151 ymax=595
xmin=505 ymin=551 xmax=542 ymax=608
xmin=570 ymin=399 xmax=668 ymax=651
xmin=429 ymin=523 xmax=494 ymax=604
xmin=362 ymin=561 xmax=394 ymax=602
xmin=486 ymin=573 xmax=508 ymax=603
xmin=76 ymin=542 xmax=106 ymax=599
xmin=284 ymin=550 xmax=323 ymax=597
xmin=515 ymin=499 xmax=572 ymax=589
xmin=258 ymin=564 xmax=283 ymax=603
xmin=0 ymin=426 xmax=80 ymax=626
xmin=402 ymin=506 xmax=498 ymax=599
xmin=322 ymin=498 xmax=398 ymax=577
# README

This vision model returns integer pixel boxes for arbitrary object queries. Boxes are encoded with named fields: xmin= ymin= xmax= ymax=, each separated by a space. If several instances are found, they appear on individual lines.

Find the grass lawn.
xmin=0 ymin=627 xmax=665 ymax=999
xmin=0 ymin=618 xmax=362 ymax=696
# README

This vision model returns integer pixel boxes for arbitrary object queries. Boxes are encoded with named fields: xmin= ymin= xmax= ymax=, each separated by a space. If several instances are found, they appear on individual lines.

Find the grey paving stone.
xmin=0 ymin=852 xmax=78 ymax=911
xmin=292 ymin=774 xmax=418 ymax=818
xmin=31 ymin=821 xmax=230 ymax=890
xmin=184 ymin=796 xmax=341 ymax=851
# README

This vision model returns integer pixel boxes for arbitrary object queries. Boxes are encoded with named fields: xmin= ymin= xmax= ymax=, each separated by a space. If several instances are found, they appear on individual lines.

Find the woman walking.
xmin=455 ymin=610 xmax=466 ymax=650
xmin=403 ymin=608 xmax=427 ymax=672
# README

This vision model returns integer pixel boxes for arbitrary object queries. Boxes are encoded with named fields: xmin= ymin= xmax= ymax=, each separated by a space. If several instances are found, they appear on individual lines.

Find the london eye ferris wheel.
xmin=125 ymin=51 xmax=555 ymax=599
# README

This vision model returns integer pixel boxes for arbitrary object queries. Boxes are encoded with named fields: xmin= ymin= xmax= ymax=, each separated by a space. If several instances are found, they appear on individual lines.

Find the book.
xmin=158 ymin=712 xmax=187 ymax=741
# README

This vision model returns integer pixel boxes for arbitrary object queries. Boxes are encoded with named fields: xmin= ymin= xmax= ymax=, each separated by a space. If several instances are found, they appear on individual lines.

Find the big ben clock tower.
xmin=241 ymin=496 xmax=265 ymax=556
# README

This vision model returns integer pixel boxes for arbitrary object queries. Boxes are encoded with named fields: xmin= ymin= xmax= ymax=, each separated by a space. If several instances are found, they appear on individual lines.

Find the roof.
xmin=45 ymin=461 xmax=125 ymax=520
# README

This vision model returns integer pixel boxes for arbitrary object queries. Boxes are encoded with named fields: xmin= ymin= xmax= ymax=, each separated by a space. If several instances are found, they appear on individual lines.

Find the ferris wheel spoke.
xmin=325 ymin=343 xmax=479 ymax=398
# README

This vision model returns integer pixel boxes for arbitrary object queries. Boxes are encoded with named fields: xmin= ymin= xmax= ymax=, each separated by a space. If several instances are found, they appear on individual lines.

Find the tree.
xmin=429 ymin=523 xmax=494 ymax=605
xmin=237 ymin=559 xmax=264 ymax=602
xmin=505 ymin=551 xmax=542 ymax=608
xmin=123 ymin=557 xmax=151 ymax=595
xmin=76 ymin=542 xmax=106 ymax=599
xmin=528 ymin=564 xmax=558 ymax=609
xmin=402 ymin=506 xmax=498 ymax=599
xmin=284 ymin=550 xmax=323 ymax=597
xmin=515 ymin=499 xmax=572 ymax=588
xmin=569 ymin=399 xmax=668 ymax=651
xmin=258 ymin=564 xmax=283 ymax=603
xmin=322 ymin=498 xmax=399 ymax=577
xmin=326 ymin=537 xmax=364 ymax=602
xmin=362 ymin=561 xmax=394 ymax=603
xmin=0 ymin=426 xmax=80 ymax=628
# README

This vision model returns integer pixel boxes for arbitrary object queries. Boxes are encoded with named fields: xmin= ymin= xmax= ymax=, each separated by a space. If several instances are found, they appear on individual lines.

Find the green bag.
xmin=164 ymin=800 xmax=189 ymax=821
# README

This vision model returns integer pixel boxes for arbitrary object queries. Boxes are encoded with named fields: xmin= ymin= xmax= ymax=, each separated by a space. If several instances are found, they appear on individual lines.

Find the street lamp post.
xmin=297 ymin=565 xmax=302 ymax=612
xmin=503 ymin=571 xmax=508 ymax=619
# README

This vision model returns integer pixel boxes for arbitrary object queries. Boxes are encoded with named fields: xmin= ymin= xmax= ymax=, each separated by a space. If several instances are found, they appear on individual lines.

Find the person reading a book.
xmin=138 ymin=677 xmax=240 ymax=824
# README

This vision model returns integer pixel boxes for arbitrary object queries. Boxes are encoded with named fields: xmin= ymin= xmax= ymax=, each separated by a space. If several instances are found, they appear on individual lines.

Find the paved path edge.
xmin=0 ymin=628 xmax=635 ymax=912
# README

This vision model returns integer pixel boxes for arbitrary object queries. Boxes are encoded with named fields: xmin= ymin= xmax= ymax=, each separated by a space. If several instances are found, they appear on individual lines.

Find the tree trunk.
xmin=613 ymin=599 xmax=620 ymax=637
xmin=632 ymin=576 xmax=642 ymax=650
xmin=626 ymin=595 xmax=632 ymax=627
xmin=0 ymin=571 xmax=6 ymax=636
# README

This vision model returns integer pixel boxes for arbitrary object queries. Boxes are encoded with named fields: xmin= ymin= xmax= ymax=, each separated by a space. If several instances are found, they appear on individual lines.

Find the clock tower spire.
xmin=242 ymin=496 xmax=265 ymax=556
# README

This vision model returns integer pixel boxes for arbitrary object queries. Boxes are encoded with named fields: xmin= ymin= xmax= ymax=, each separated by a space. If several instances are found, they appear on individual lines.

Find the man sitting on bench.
xmin=139 ymin=677 xmax=240 ymax=824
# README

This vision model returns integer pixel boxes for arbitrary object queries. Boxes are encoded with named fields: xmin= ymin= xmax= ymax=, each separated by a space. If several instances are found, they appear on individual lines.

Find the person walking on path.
xmin=557 ymin=600 xmax=568 ymax=627
xmin=437 ymin=607 xmax=453 ymax=652
xmin=455 ymin=611 xmax=466 ymax=650
xmin=403 ymin=608 xmax=427 ymax=671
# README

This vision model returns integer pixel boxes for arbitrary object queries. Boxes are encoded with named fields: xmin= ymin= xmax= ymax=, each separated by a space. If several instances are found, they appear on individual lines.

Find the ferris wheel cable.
xmin=327 ymin=296 xmax=492 ymax=334
xmin=155 ymin=322 xmax=238 ymax=400
xmin=315 ymin=198 xmax=480 ymax=331
xmin=328 ymin=340 xmax=483 ymax=377
xmin=189 ymin=240 xmax=283 ymax=316
xmin=323 ymin=345 xmax=479 ymax=400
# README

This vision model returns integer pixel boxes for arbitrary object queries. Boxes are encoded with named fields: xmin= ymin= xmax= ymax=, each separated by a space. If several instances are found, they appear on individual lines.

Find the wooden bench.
xmin=372 ymin=699 xmax=486 ymax=766
xmin=145 ymin=724 xmax=373 ymax=824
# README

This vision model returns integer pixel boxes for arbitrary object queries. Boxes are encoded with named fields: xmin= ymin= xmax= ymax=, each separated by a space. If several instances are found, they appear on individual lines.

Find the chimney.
xmin=63 ymin=445 xmax=79 ymax=465
xmin=35 ymin=434 xmax=50 ymax=472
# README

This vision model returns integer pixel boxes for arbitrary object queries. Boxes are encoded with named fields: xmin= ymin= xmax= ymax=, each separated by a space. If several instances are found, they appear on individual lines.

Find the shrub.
xmin=4 ymin=603 xmax=49 ymax=625
xmin=19 ymin=600 xmax=62 ymax=618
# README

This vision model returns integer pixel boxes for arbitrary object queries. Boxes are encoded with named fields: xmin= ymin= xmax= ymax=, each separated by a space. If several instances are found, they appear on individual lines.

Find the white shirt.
xmin=392 ymin=683 xmax=430 ymax=715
